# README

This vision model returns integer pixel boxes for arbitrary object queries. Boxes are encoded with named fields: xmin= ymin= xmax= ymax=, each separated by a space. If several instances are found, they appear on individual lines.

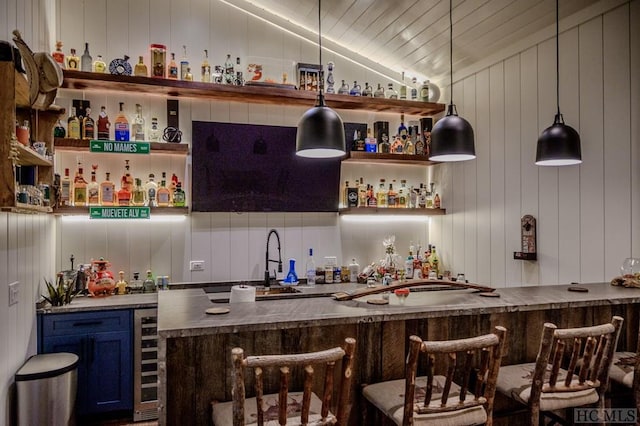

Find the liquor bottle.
xmin=399 ymin=72 xmax=407 ymax=100
xmin=172 ymin=181 xmax=186 ymax=207
xmin=167 ymin=52 xmax=178 ymax=79
xmin=358 ymin=177 xmax=367 ymax=207
xmin=157 ymin=172 xmax=171 ymax=206
xmin=132 ymin=103 xmax=145 ymax=141
xmin=131 ymin=178 xmax=146 ymax=206
xmin=67 ymin=107 xmax=81 ymax=139
xmin=404 ymin=130 xmax=415 ymax=155
xmin=73 ymin=164 xmax=88 ymax=206
xmin=134 ymin=56 xmax=148 ymax=77
xmin=414 ymin=126 xmax=425 ymax=155
xmin=348 ymin=259 xmax=359 ymax=283
xmin=366 ymin=184 xmax=377 ymax=207
xmin=418 ymin=183 xmax=427 ymax=208
xmin=426 ymin=182 xmax=434 ymax=208
xmin=145 ymin=173 xmax=158 ymax=207
xmin=80 ymin=43 xmax=92 ymax=72
xmin=87 ymin=165 xmax=99 ymax=206
xmin=405 ymin=250 xmax=414 ymax=280
xmin=82 ymin=107 xmax=95 ymax=140
xmin=92 ymin=55 xmax=106 ymax=73
xmin=306 ymin=248 xmax=316 ymax=286
xmin=121 ymin=160 xmax=134 ymax=193
xmin=184 ymin=67 xmax=193 ymax=81
xmin=433 ymin=192 xmax=441 ymax=209
xmin=114 ymin=102 xmax=130 ymax=141
xmin=97 ymin=106 xmax=110 ymax=140
xmin=180 ymin=45 xmax=189 ymax=80
xmin=341 ymin=180 xmax=350 ymax=208
xmin=100 ymin=172 xmax=115 ymax=206
xmin=349 ymin=81 xmax=362 ymax=96
xmin=385 ymin=83 xmax=398 ymax=99
xmin=142 ymin=270 xmax=156 ymax=293
xmin=338 ymin=80 xmax=349 ymax=95
xmin=60 ymin=168 xmax=72 ymax=207
xmin=352 ymin=130 xmax=365 ymax=151
xmin=376 ymin=179 xmax=388 ymax=207
xmin=148 ymin=117 xmax=160 ymax=142
xmin=428 ymin=245 xmax=440 ymax=277
xmin=66 ymin=48 xmax=80 ymax=70
xmin=398 ymin=113 xmax=408 ymax=143
xmin=223 ymin=54 xmax=234 ymax=84
xmin=364 ymin=128 xmax=377 ymax=153
xmin=387 ymin=182 xmax=397 ymax=207
xmin=53 ymin=119 xmax=66 ymax=138
xmin=391 ymin=135 xmax=404 ymax=153
xmin=201 ymin=50 xmax=210 ymax=82
xmin=398 ymin=180 xmax=408 ymax=208
xmin=203 ymin=65 xmax=211 ymax=83
xmin=379 ymin=133 xmax=391 ymax=154
xmin=117 ymin=180 xmax=131 ymax=206
xmin=410 ymin=77 xmax=418 ymax=100
xmin=52 ymin=41 xmax=65 ymax=67
xmin=373 ymin=83 xmax=385 ymax=98
xmin=409 ymin=185 xmax=418 ymax=208
xmin=419 ymin=80 xmax=430 ymax=102
xmin=363 ymin=82 xmax=373 ymax=97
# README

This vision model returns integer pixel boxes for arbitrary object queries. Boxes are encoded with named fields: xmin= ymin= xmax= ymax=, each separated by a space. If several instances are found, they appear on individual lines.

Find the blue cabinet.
xmin=38 ymin=310 xmax=132 ymax=417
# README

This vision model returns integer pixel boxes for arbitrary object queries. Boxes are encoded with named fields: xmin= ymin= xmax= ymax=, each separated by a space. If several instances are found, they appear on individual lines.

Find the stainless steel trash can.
xmin=15 ymin=352 xmax=78 ymax=426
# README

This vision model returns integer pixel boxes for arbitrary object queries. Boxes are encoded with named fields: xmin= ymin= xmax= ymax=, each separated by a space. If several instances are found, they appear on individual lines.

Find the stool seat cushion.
xmin=212 ymin=391 xmax=335 ymax=426
xmin=363 ymin=375 xmax=487 ymax=425
xmin=610 ymin=351 xmax=636 ymax=389
xmin=496 ymin=362 xmax=598 ymax=412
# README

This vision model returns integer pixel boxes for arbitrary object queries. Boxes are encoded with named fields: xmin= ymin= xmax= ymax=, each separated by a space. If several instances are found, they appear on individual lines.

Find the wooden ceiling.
xmin=233 ymin=0 xmax=601 ymax=88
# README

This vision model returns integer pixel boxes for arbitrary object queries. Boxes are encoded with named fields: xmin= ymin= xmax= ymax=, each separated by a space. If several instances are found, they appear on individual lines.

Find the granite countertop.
xmin=157 ymin=281 xmax=640 ymax=339
xmin=37 ymin=292 xmax=158 ymax=314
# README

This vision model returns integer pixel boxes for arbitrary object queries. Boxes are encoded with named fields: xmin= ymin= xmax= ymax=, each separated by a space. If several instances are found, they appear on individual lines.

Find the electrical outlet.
xmin=190 ymin=260 xmax=205 ymax=271
xmin=9 ymin=281 xmax=19 ymax=306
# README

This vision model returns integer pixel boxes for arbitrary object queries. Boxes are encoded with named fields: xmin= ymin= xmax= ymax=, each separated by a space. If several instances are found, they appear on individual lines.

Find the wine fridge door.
xmin=134 ymin=308 xmax=158 ymax=421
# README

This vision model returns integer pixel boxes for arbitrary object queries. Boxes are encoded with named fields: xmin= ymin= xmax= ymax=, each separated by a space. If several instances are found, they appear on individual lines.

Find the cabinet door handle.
xmin=72 ymin=321 xmax=103 ymax=327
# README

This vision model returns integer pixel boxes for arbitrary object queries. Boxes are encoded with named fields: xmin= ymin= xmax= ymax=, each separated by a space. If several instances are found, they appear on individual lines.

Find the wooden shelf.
xmin=1 ymin=203 xmax=53 ymax=214
xmin=343 ymin=151 xmax=440 ymax=165
xmin=15 ymin=143 xmax=53 ymax=166
xmin=54 ymin=138 xmax=189 ymax=155
xmin=61 ymin=70 xmax=446 ymax=116
xmin=54 ymin=206 xmax=189 ymax=215
xmin=339 ymin=207 xmax=445 ymax=215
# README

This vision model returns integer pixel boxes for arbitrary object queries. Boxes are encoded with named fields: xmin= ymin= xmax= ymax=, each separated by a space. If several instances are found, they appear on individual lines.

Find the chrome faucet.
xmin=264 ymin=229 xmax=282 ymax=287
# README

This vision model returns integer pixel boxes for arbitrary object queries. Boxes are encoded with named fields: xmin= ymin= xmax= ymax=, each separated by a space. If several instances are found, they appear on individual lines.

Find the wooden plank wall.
xmin=430 ymin=1 xmax=640 ymax=287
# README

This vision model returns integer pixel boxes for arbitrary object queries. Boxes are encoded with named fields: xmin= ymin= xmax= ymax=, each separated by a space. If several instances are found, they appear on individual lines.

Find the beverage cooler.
xmin=134 ymin=308 xmax=159 ymax=421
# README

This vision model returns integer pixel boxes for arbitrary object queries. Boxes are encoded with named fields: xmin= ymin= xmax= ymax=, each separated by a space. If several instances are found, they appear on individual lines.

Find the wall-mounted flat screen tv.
xmin=191 ymin=121 xmax=343 ymax=212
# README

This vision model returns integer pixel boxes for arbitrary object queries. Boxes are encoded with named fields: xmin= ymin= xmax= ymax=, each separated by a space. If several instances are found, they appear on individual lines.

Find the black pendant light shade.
xmin=535 ymin=113 xmax=582 ymax=166
xmin=429 ymin=0 xmax=475 ymax=162
xmin=296 ymin=94 xmax=345 ymax=158
xmin=430 ymin=104 xmax=475 ymax=161
xmin=295 ymin=0 xmax=346 ymax=158
xmin=535 ymin=0 xmax=582 ymax=166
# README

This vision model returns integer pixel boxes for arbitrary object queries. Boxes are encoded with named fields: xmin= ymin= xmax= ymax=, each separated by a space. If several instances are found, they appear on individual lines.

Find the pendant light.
xmin=295 ymin=0 xmax=346 ymax=158
xmin=429 ymin=0 xmax=475 ymax=162
xmin=535 ymin=0 xmax=582 ymax=166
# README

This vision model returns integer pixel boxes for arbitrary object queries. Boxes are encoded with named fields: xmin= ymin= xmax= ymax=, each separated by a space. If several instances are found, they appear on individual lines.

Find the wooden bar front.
xmin=158 ymin=283 xmax=640 ymax=425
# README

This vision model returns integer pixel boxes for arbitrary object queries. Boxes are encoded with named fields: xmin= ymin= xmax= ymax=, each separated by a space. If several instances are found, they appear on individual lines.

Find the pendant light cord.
xmin=556 ymin=0 xmax=560 ymax=117
xmin=449 ymin=0 xmax=453 ymax=106
xmin=318 ymin=0 xmax=323 ymax=95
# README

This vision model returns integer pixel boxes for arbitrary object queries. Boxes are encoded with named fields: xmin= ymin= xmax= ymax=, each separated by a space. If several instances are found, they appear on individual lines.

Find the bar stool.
xmin=212 ymin=337 xmax=356 ymax=426
xmin=609 ymin=320 xmax=640 ymax=413
xmin=363 ymin=326 xmax=507 ymax=425
xmin=495 ymin=316 xmax=623 ymax=426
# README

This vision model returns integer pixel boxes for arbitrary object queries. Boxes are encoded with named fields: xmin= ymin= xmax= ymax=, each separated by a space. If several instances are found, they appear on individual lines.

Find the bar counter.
xmin=157 ymin=282 xmax=640 ymax=425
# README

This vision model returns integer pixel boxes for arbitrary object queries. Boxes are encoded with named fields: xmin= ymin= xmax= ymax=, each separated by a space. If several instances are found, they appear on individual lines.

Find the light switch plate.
xmin=190 ymin=260 xmax=205 ymax=271
xmin=9 ymin=281 xmax=19 ymax=306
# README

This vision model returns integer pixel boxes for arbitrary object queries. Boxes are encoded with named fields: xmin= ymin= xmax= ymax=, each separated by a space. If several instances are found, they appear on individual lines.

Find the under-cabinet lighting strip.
xmin=340 ymin=215 xmax=431 ymax=224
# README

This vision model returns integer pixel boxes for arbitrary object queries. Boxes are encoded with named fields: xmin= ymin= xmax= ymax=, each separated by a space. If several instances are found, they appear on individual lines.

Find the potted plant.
xmin=41 ymin=273 xmax=80 ymax=306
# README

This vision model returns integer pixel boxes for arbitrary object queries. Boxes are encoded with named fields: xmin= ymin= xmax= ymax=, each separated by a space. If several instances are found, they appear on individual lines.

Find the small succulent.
xmin=41 ymin=274 xmax=79 ymax=306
